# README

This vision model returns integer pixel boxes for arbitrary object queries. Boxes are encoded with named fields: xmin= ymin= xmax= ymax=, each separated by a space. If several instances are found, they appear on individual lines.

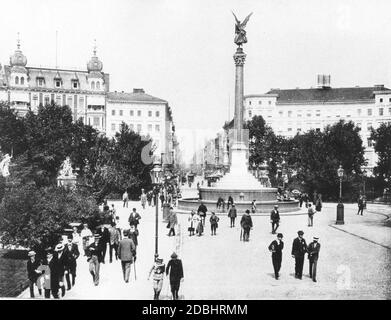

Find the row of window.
xmin=249 ymin=107 xmax=391 ymax=118
xmin=248 ymin=100 xmax=272 ymax=106
xmin=378 ymin=97 xmax=391 ymax=103
xmin=26 ymin=78 xmax=102 ymax=91
xmin=111 ymin=109 xmax=160 ymax=117
xmin=111 ymin=123 xmax=160 ymax=132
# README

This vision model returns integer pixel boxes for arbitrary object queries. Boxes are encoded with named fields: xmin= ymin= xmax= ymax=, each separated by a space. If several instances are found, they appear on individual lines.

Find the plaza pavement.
xmin=18 ymin=187 xmax=391 ymax=299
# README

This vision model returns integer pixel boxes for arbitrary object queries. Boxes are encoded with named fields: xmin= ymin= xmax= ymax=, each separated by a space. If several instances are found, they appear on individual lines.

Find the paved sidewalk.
xmin=18 ymin=200 xmax=391 ymax=299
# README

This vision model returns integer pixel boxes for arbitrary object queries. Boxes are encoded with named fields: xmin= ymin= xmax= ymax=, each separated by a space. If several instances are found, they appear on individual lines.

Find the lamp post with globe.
xmin=150 ymin=160 xmax=163 ymax=258
xmin=336 ymin=164 xmax=345 ymax=225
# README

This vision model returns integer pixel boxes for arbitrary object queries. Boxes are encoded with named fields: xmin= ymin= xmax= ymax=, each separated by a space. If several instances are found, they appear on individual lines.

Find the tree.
xmin=0 ymin=184 xmax=101 ymax=250
xmin=0 ymin=102 xmax=27 ymax=156
xmin=371 ymin=123 xmax=391 ymax=191
xmin=290 ymin=120 xmax=366 ymax=201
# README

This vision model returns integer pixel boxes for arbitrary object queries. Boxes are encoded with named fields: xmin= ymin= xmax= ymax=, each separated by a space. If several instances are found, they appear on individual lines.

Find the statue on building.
xmin=58 ymin=156 xmax=76 ymax=178
xmin=0 ymin=153 xmax=12 ymax=178
xmin=232 ymin=12 xmax=253 ymax=47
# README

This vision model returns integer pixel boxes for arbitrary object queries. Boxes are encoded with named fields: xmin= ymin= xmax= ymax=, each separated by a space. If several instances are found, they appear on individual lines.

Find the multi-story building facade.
xmin=0 ymin=40 xmax=108 ymax=132
xmin=106 ymin=89 xmax=177 ymax=164
xmin=243 ymin=75 xmax=391 ymax=169
xmin=0 ymin=39 xmax=178 ymax=163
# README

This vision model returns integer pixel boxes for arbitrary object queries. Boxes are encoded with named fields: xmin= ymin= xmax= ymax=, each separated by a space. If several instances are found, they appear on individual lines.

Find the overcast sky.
xmin=2 ymin=0 xmax=391 ymax=162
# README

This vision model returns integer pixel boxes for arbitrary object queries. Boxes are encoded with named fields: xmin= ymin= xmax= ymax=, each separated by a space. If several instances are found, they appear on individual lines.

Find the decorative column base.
xmin=336 ymin=202 xmax=345 ymax=225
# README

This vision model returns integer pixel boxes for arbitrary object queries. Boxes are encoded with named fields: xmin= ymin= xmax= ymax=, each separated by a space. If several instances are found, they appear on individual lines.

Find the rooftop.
xmin=107 ymin=90 xmax=167 ymax=104
xmin=266 ymin=86 xmax=391 ymax=103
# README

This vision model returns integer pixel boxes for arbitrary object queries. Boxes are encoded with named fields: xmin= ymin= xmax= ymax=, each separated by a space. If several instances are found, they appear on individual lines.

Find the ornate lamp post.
xmin=336 ymin=164 xmax=345 ymax=225
xmin=150 ymin=160 xmax=163 ymax=258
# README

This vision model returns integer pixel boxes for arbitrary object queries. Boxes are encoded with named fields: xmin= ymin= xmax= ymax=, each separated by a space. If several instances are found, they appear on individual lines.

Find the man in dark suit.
xmin=97 ymin=225 xmax=110 ymax=264
xmin=228 ymin=204 xmax=237 ymax=228
xmin=270 ymin=205 xmax=280 ymax=234
xmin=166 ymin=252 xmax=184 ymax=300
xmin=64 ymin=237 xmax=80 ymax=289
xmin=118 ymin=229 xmax=136 ymax=283
xmin=307 ymin=236 xmax=321 ymax=282
xmin=268 ymin=233 xmax=284 ymax=279
xmin=240 ymin=210 xmax=253 ymax=241
xmin=54 ymin=243 xmax=66 ymax=297
xmin=26 ymin=250 xmax=42 ymax=298
xmin=87 ymin=235 xmax=103 ymax=286
xmin=43 ymin=248 xmax=60 ymax=298
xmin=197 ymin=202 xmax=208 ymax=227
xmin=291 ymin=230 xmax=307 ymax=279
xmin=128 ymin=208 xmax=141 ymax=229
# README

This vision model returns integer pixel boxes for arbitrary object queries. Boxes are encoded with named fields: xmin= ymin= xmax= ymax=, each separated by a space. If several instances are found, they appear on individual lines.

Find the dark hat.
xmin=245 ymin=209 xmax=250 ymax=213
xmin=156 ymin=258 xmax=163 ymax=263
xmin=274 ymin=204 xmax=279 ymax=208
xmin=298 ymin=230 xmax=304 ymax=235
xmin=171 ymin=252 xmax=178 ymax=259
xmin=313 ymin=237 xmax=319 ymax=240
xmin=277 ymin=233 xmax=283 ymax=238
xmin=123 ymin=229 xmax=130 ymax=236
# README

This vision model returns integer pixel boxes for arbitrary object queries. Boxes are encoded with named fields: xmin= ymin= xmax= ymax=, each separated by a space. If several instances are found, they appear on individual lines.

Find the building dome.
xmin=87 ymin=44 xmax=103 ymax=72
xmin=10 ymin=40 xmax=27 ymax=68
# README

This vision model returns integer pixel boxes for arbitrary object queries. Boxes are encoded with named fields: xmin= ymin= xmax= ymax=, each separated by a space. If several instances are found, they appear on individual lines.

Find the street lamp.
xmin=336 ymin=164 xmax=345 ymax=225
xmin=150 ymin=160 xmax=163 ymax=258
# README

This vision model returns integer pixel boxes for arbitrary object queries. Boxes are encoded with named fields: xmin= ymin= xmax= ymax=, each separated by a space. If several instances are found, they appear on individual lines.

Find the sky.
xmin=2 ymin=0 xmax=391 ymax=162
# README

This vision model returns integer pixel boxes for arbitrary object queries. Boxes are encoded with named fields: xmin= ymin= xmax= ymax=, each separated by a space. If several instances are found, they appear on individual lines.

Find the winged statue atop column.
xmin=232 ymin=11 xmax=253 ymax=46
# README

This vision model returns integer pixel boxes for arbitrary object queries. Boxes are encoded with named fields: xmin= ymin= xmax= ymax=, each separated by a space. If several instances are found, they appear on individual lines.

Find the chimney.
xmin=317 ymin=74 xmax=331 ymax=89
xmin=133 ymin=88 xmax=145 ymax=94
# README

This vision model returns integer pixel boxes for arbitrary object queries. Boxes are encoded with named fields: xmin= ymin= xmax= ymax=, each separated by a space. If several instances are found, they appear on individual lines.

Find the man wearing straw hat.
xmin=26 ymin=250 xmax=42 ymax=298
xmin=307 ymin=236 xmax=321 ymax=282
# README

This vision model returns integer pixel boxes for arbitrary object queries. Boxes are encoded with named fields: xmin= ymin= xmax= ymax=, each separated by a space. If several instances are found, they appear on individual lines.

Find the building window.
xmin=346 ymin=115 xmax=351 ymax=118
xmin=56 ymin=81 xmax=61 ymax=88
xmin=148 ymin=124 xmax=152 ymax=132
xmin=156 ymin=111 xmax=160 ymax=117
xmin=389 ymin=107 xmax=391 ymax=115
xmin=129 ymin=124 xmax=134 ymax=131
xmin=38 ymin=79 xmax=44 ymax=87
xmin=379 ymin=108 xmax=384 ymax=116
xmin=367 ymin=123 xmax=372 ymax=131
xmin=93 ymin=117 xmax=100 ymax=127
xmin=119 ymin=110 xmax=123 ymax=116
xmin=96 ymin=82 xmax=100 ymax=90
xmin=367 ymin=109 xmax=372 ymax=116
xmin=137 ymin=110 xmax=141 ymax=117
xmin=316 ymin=110 xmax=320 ymax=117
xmin=112 ymin=110 xmax=115 ymax=116
xmin=137 ymin=124 xmax=142 ymax=132
xmin=249 ymin=110 xmax=252 ymax=117
xmin=79 ymin=97 xmax=84 ymax=108
xmin=21 ymin=77 xmax=24 ymax=85
xmin=73 ymin=81 xmax=78 ymax=89
xmin=278 ymin=111 xmax=283 ymax=116
xmin=44 ymin=96 xmax=50 ymax=105
xmin=111 ymin=123 xmax=116 ymax=131
xmin=307 ymin=113 xmax=311 ymax=117
xmin=15 ymin=76 xmax=19 ymax=85
xmin=380 ymin=98 xmax=383 ymax=103
xmin=258 ymin=100 xmax=262 ymax=105
xmin=130 ymin=110 xmax=134 ymax=116
xmin=91 ymin=81 xmax=95 ymax=90
xmin=148 ymin=111 xmax=152 ymax=117
xmin=249 ymin=101 xmax=252 ymax=106
xmin=367 ymin=138 xmax=373 ymax=147
xmin=155 ymin=124 xmax=160 ymax=132
xmin=56 ymin=95 xmax=61 ymax=105
xmin=288 ymin=111 xmax=292 ymax=117
xmin=357 ymin=108 xmax=361 ymax=115
xmin=389 ymin=98 xmax=391 ymax=103
xmin=268 ymin=101 xmax=271 ymax=105
xmin=287 ymin=128 xmax=292 ymax=132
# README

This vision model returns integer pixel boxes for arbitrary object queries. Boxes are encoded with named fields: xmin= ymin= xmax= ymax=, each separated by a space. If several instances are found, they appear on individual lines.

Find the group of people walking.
xmin=27 ymin=237 xmax=80 ymax=299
